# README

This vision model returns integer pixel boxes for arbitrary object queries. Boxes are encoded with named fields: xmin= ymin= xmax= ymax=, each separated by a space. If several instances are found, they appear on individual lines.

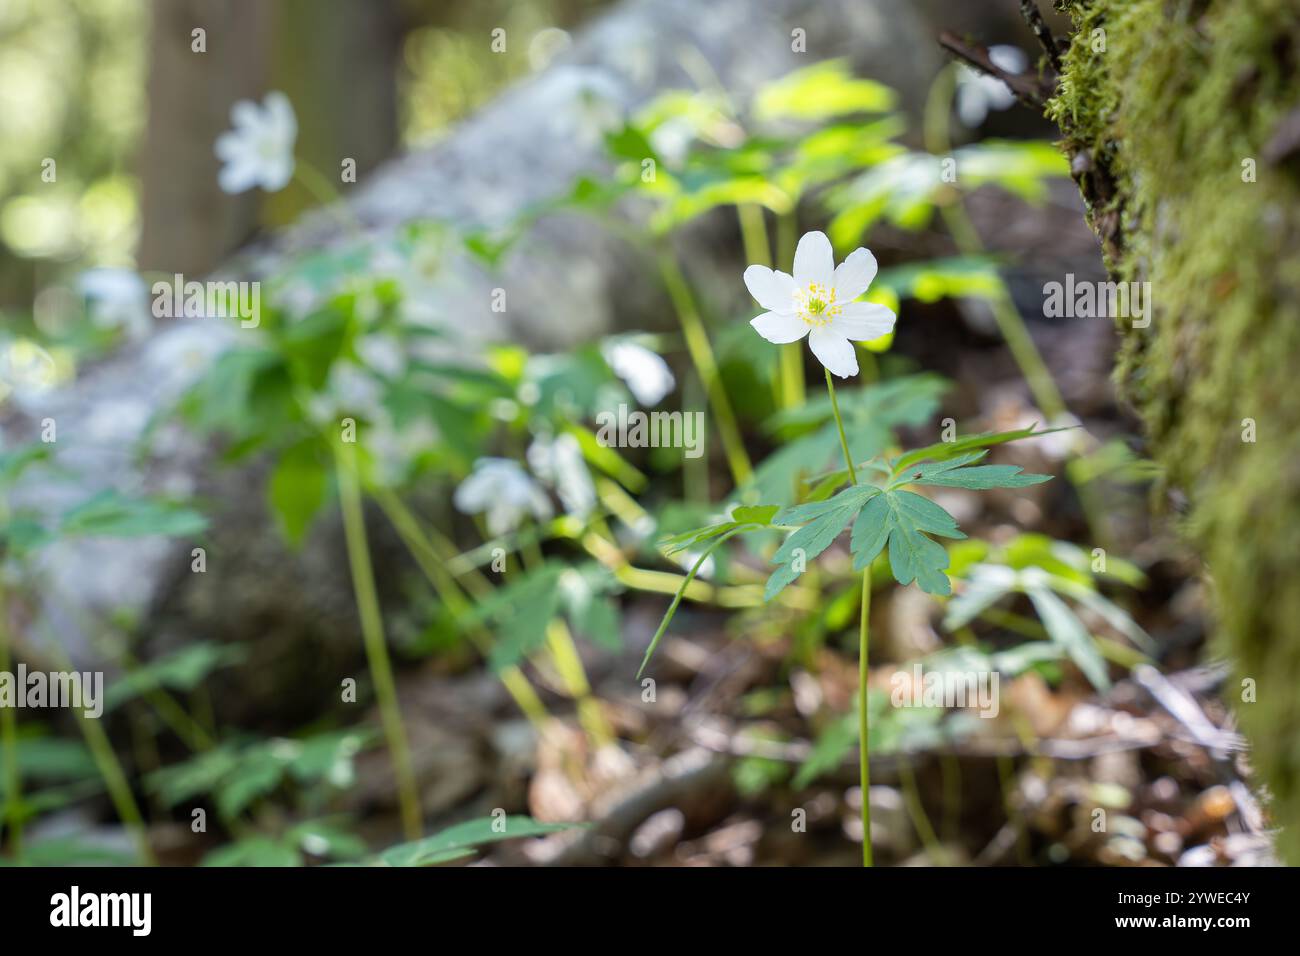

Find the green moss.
xmin=1050 ymin=0 xmax=1300 ymax=861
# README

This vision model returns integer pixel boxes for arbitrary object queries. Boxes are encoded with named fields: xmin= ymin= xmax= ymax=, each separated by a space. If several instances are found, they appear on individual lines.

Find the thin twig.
xmin=1019 ymin=0 xmax=1064 ymax=74
xmin=937 ymin=31 xmax=1049 ymax=109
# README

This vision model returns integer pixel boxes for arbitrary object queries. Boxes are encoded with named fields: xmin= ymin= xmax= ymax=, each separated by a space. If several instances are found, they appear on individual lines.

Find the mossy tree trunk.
xmin=1047 ymin=0 xmax=1300 ymax=860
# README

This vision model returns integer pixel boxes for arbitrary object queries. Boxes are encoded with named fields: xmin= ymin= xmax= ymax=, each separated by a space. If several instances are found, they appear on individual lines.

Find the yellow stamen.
xmin=795 ymin=282 xmax=841 ymax=328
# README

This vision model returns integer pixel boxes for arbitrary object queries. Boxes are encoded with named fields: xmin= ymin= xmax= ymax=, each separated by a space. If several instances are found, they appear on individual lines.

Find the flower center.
xmin=795 ymin=282 xmax=840 ymax=327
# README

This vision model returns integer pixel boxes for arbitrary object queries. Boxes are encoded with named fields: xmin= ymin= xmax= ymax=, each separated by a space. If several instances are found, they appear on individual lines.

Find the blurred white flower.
xmin=454 ymin=458 xmax=553 ymax=536
xmin=307 ymin=361 xmax=384 ymax=425
xmin=144 ymin=325 xmax=228 ymax=398
xmin=601 ymin=340 xmax=675 ymax=406
xmin=214 ymin=91 xmax=297 ymax=194
xmin=0 ymin=338 xmax=60 ymax=402
xmin=744 ymin=230 xmax=896 ymax=379
xmin=528 ymin=27 xmax=572 ymax=71
xmin=676 ymin=549 xmax=716 ymax=580
xmin=77 ymin=268 xmax=149 ymax=339
xmin=955 ymin=46 xmax=1028 ymax=128
xmin=528 ymin=433 xmax=595 ymax=519
xmin=368 ymin=412 xmax=437 ymax=485
xmin=548 ymin=67 xmax=624 ymax=148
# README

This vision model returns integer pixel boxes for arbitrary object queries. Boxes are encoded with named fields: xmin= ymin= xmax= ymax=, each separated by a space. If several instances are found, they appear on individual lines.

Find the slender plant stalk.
xmin=824 ymin=368 xmax=873 ymax=866
xmin=737 ymin=204 xmax=801 ymax=411
xmin=26 ymin=628 xmax=156 ymax=865
xmin=940 ymin=751 xmax=962 ymax=844
xmin=517 ymin=537 xmax=614 ymax=746
xmin=897 ymin=755 xmax=947 ymax=865
xmin=51 ymin=595 xmax=213 ymax=752
xmin=776 ymin=213 xmax=806 ymax=408
xmin=737 ymin=203 xmax=771 ymax=268
xmin=73 ymin=697 xmax=155 ymax=864
xmin=372 ymin=489 xmax=551 ymax=730
xmin=0 ymin=585 xmax=23 ymax=862
xmin=658 ymin=252 xmax=754 ymax=488
xmin=333 ymin=440 xmax=422 ymax=840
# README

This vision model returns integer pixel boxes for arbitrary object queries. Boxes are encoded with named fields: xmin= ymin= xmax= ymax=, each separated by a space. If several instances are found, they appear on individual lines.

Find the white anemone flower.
xmin=454 ymin=458 xmax=554 ymax=536
xmin=214 ymin=92 xmax=297 ymax=194
xmin=77 ymin=268 xmax=149 ymax=339
xmin=601 ymin=340 xmax=675 ymax=406
xmin=528 ymin=433 xmax=596 ymax=520
xmin=744 ymin=230 xmax=896 ymax=379
xmin=955 ymin=45 xmax=1028 ymax=128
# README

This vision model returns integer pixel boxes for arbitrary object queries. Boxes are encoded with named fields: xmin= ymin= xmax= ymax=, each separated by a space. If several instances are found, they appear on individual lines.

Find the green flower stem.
xmin=371 ymin=489 xmax=551 ymax=731
xmin=658 ymin=252 xmax=754 ymax=488
xmin=45 ymin=641 xmax=155 ymax=865
xmin=516 ymin=532 xmax=614 ymax=747
xmin=0 ymin=584 xmax=23 ymax=862
xmin=737 ymin=204 xmax=804 ymax=411
xmin=857 ymin=568 xmax=873 ymax=866
xmin=825 ymin=368 xmax=872 ymax=866
xmin=737 ymin=203 xmax=771 ymax=268
xmin=293 ymin=162 xmax=361 ymax=234
xmin=897 ymin=755 xmax=946 ymax=865
xmin=776 ymin=213 xmax=806 ymax=408
xmin=333 ymin=440 xmax=423 ymax=841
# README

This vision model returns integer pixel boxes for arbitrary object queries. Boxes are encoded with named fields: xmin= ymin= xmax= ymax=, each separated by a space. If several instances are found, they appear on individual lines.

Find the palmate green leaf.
xmin=104 ymin=642 xmax=247 ymax=712
xmin=268 ymin=438 xmax=329 ymax=547
xmin=468 ymin=564 xmax=566 ymax=673
xmin=891 ymin=450 xmax=1052 ymax=491
xmin=376 ymin=816 xmax=579 ymax=867
xmin=849 ymin=490 xmax=966 ymax=596
xmin=59 ymin=490 xmax=208 ymax=539
xmin=1026 ymin=586 xmax=1111 ymax=691
xmin=891 ymin=425 xmax=1070 ymax=474
xmin=765 ymin=485 xmax=880 ymax=600
xmin=754 ymin=59 xmax=895 ymax=122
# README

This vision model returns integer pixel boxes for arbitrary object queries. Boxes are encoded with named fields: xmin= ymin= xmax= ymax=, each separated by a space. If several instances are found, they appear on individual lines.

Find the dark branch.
xmin=1019 ymin=0 xmax=1064 ymax=74
xmin=937 ymin=30 xmax=1051 ymax=109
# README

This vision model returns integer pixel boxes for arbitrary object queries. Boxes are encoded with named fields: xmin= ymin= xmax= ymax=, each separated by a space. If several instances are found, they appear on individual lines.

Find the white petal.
xmin=528 ymin=485 xmax=556 ymax=522
xmin=454 ymin=472 xmax=492 ymax=513
xmin=743 ymin=265 xmax=797 ymax=312
xmin=809 ymin=328 xmax=858 ymax=378
xmin=832 ymin=247 xmax=878 ymax=301
xmin=955 ymin=84 xmax=988 ymax=127
xmin=230 ymin=99 xmax=261 ymax=131
xmin=214 ymin=131 xmax=249 ymax=161
xmin=603 ymin=341 xmax=675 ymax=406
xmin=486 ymin=501 xmax=524 ymax=537
xmin=263 ymin=91 xmax=298 ymax=140
xmin=793 ymin=231 xmax=834 ymax=288
xmin=750 ymin=311 xmax=808 ymax=344
xmin=831 ymin=301 xmax=896 ymax=341
xmin=988 ymin=45 xmax=1028 ymax=73
xmin=218 ymin=159 xmax=258 ymax=194
xmin=259 ymin=155 xmax=295 ymax=192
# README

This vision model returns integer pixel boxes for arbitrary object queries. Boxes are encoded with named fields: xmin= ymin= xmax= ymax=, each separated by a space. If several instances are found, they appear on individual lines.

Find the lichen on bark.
xmin=1048 ymin=0 xmax=1300 ymax=860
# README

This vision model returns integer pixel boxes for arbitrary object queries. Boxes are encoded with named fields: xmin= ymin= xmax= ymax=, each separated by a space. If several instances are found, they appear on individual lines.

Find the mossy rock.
xmin=1049 ymin=0 xmax=1300 ymax=860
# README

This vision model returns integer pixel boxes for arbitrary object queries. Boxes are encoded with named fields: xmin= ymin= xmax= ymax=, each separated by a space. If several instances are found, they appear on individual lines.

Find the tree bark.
xmin=1045 ymin=0 xmax=1300 ymax=861
xmin=137 ymin=0 xmax=400 ymax=277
